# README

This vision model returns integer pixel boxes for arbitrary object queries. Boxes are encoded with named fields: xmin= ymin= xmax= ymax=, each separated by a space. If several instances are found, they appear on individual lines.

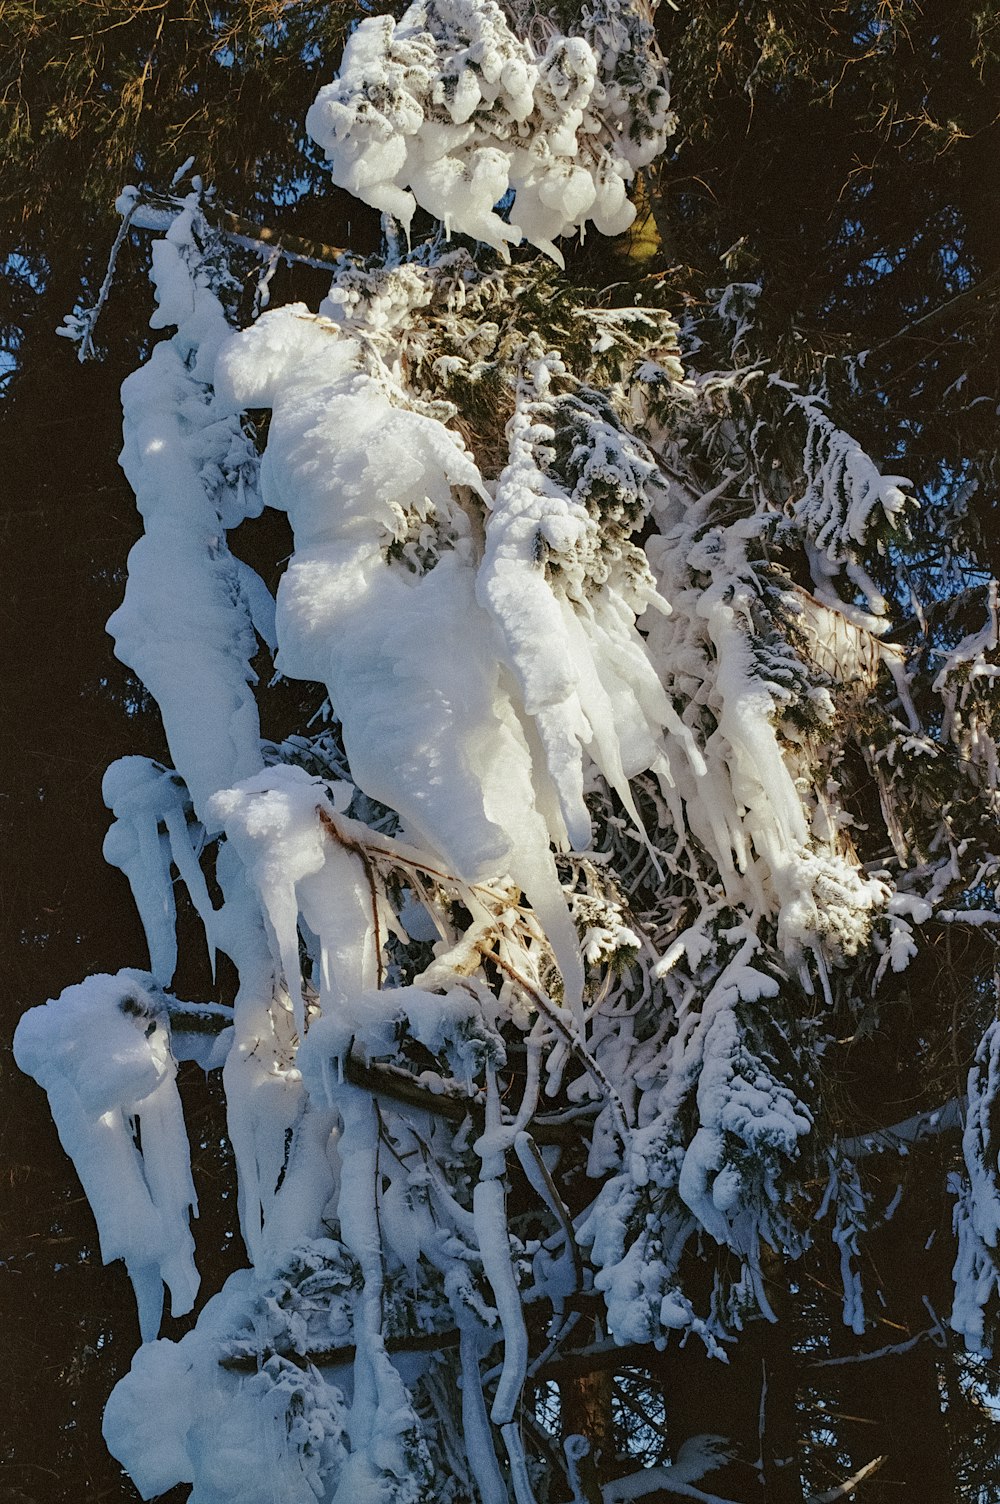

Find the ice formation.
xmin=103 ymin=756 xmax=218 ymax=986
xmin=477 ymin=352 xmax=683 ymax=851
xmin=20 ymin=0 xmax=1000 ymax=1498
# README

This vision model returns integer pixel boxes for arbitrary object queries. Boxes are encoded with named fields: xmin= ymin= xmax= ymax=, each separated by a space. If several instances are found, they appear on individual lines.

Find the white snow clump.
xmin=108 ymin=202 xmax=266 ymax=830
xmin=306 ymin=0 xmax=675 ymax=265
xmin=13 ymin=972 xmax=198 ymax=1341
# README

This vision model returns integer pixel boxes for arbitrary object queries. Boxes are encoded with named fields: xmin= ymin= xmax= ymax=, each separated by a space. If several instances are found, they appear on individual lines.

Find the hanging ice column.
xmin=477 ymin=353 xmax=700 ymax=853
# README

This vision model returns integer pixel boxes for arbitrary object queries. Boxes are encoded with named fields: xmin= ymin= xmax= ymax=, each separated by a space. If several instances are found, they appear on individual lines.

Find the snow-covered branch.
xmin=806 ymin=1456 xmax=887 ymax=1504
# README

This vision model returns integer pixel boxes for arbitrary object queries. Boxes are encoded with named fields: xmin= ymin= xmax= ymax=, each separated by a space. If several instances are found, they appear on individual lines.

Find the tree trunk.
xmin=561 ymin=1370 xmax=615 ymax=1501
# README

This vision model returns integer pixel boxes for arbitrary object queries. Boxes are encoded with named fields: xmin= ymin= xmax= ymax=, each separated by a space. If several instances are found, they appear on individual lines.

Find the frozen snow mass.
xmin=16 ymin=1 xmax=1000 ymax=1501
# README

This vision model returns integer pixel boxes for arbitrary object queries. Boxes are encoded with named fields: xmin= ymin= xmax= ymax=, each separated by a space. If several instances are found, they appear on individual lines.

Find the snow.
xmin=320 ymin=1087 xmax=434 ymax=1504
xmin=782 ymin=388 xmax=912 ymax=621
xmin=933 ymin=579 xmax=1000 ymax=801
xmin=103 ymin=1264 xmax=350 ymax=1502
xmin=601 ymin=1447 xmax=735 ymax=1504
xmin=108 ymin=202 xmax=265 ymax=832
xmin=13 ymin=973 xmax=199 ymax=1340
xmin=478 ymin=355 xmax=677 ymax=856
xmin=640 ymin=455 xmax=894 ymax=984
xmin=20 ymin=0 xmax=1000 ymax=1494
xmin=951 ymin=1020 xmax=1000 ymax=1347
xmin=306 ymin=0 xmax=674 ymax=266
xmin=474 ymin=1091 xmax=528 ymax=1430
xmin=214 ymin=301 xmax=587 ymax=1019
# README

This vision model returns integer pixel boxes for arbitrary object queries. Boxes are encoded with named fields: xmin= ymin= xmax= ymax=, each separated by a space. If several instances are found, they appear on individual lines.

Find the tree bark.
xmin=561 ymin=1370 xmax=615 ymax=1501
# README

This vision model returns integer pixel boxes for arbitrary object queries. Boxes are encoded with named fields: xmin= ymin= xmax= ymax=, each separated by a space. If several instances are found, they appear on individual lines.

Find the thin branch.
xmin=220 ymin=1324 xmax=463 ymax=1374
xmin=533 ymin=1340 xmax=665 ymax=1384
xmin=57 ymin=193 xmax=140 ymax=361
xmin=160 ymin=991 xmax=589 ymax=1142
xmin=163 ymin=997 xmax=234 ymax=1034
xmin=863 ymin=266 xmax=1000 ymax=359
xmin=805 ymin=1324 xmax=943 ymax=1370
xmin=479 ymin=946 xmax=633 ymax=1145
xmin=222 ymin=1328 xmax=669 ymax=1382
xmin=599 ymin=1465 xmax=741 ymax=1504
xmin=515 ymin=1129 xmax=583 ymax=1292
xmin=887 ymin=583 xmax=994 ymax=642
xmin=341 ymin=1051 xmax=483 ymax=1126
xmin=129 ymin=192 xmax=346 ymax=271
xmin=839 ymin=1096 xmax=964 ymax=1158
xmin=343 ymin=1052 xmax=589 ymax=1145
xmin=806 ymin=1455 xmax=887 ymax=1504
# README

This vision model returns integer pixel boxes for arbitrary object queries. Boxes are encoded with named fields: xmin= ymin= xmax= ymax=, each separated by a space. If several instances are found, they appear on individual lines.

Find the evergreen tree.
xmin=6 ymin=2 xmax=1000 ymax=1501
